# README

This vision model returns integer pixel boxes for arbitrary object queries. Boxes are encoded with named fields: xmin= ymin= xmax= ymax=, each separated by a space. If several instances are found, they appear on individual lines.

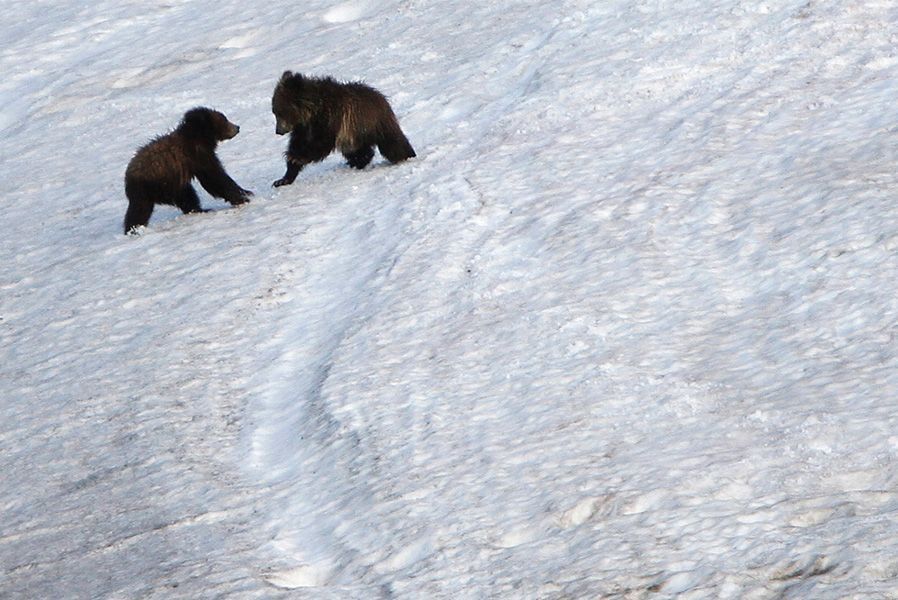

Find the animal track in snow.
xmin=322 ymin=1 xmax=373 ymax=24
xmin=496 ymin=523 xmax=542 ymax=549
xmin=556 ymin=495 xmax=617 ymax=528
xmin=378 ymin=537 xmax=434 ymax=573
xmin=264 ymin=561 xmax=334 ymax=589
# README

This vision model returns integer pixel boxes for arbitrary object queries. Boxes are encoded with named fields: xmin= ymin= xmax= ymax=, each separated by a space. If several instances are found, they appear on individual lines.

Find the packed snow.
xmin=3 ymin=0 xmax=898 ymax=598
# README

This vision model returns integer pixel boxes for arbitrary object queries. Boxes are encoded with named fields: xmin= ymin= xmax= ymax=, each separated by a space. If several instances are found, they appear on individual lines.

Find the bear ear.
xmin=182 ymin=107 xmax=209 ymax=127
xmin=180 ymin=107 xmax=215 ymax=137
xmin=280 ymin=70 xmax=293 ymax=82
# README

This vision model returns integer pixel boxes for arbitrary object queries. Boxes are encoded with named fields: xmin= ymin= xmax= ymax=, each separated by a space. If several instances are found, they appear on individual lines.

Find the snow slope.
xmin=3 ymin=0 xmax=898 ymax=597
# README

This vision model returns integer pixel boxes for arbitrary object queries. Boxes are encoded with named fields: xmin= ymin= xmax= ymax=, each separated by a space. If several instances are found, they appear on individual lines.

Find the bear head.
xmin=179 ymin=107 xmax=240 ymax=142
xmin=272 ymin=71 xmax=309 ymax=136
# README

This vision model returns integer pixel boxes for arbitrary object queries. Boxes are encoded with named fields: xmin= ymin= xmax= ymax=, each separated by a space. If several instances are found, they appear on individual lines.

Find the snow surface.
xmin=3 ymin=0 xmax=898 ymax=598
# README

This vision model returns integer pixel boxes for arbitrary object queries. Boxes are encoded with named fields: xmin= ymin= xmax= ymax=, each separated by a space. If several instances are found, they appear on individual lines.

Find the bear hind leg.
xmin=377 ymin=127 xmax=416 ymax=164
xmin=175 ymin=185 xmax=206 ymax=214
xmin=344 ymin=145 xmax=375 ymax=169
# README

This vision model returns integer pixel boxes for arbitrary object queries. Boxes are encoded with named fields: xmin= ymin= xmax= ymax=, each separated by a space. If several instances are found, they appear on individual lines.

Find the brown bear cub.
xmin=123 ymin=107 xmax=253 ymax=234
xmin=271 ymin=71 xmax=416 ymax=187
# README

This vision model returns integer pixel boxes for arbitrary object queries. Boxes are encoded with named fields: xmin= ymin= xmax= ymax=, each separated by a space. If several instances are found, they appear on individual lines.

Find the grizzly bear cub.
xmin=271 ymin=71 xmax=416 ymax=186
xmin=123 ymin=107 xmax=253 ymax=234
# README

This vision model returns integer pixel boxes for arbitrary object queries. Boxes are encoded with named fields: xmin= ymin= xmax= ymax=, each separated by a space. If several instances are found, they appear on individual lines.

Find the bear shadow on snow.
xmin=123 ymin=107 xmax=253 ymax=234
xmin=271 ymin=71 xmax=416 ymax=187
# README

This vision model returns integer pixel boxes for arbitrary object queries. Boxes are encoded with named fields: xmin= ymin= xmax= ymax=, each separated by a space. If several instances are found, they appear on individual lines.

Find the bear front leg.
xmin=196 ymin=159 xmax=253 ymax=206
xmin=273 ymin=158 xmax=304 ymax=187
xmin=124 ymin=198 xmax=154 ymax=235
xmin=274 ymin=122 xmax=336 ymax=186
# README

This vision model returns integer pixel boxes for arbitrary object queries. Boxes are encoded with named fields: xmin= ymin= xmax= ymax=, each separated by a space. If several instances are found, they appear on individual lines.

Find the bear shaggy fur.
xmin=123 ymin=107 xmax=253 ymax=234
xmin=271 ymin=71 xmax=416 ymax=186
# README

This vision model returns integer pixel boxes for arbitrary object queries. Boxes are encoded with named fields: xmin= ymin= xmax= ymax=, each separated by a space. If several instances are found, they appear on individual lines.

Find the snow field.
xmin=3 ymin=0 xmax=898 ymax=598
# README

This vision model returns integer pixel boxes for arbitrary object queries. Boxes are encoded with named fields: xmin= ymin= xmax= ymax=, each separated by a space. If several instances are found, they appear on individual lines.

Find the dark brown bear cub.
xmin=271 ymin=71 xmax=416 ymax=186
xmin=123 ymin=107 xmax=253 ymax=234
